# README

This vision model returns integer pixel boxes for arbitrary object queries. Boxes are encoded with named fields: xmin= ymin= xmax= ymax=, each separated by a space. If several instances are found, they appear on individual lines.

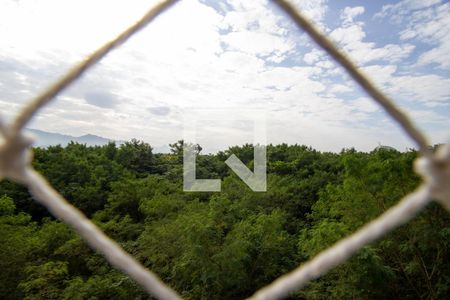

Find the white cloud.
xmin=389 ymin=75 xmax=450 ymax=105
xmin=417 ymin=43 xmax=450 ymax=69
xmin=221 ymin=31 xmax=294 ymax=56
xmin=407 ymin=108 xmax=449 ymax=124
xmin=303 ymin=49 xmax=323 ymax=65
xmin=217 ymin=0 xmax=301 ymax=62
xmin=352 ymin=43 xmax=415 ymax=65
xmin=222 ymin=1 xmax=286 ymax=35
xmin=290 ymin=0 xmax=328 ymax=28
xmin=375 ymin=0 xmax=442 ymax=20
xmin=255 ymin=66 xmax=322 ymax=91
xmin=330 ymin=9 xmax=415 ymax=65
xmin=218 ymin=51 xmax=266 ymax=73
xmin=0 ymin=0 xmax=159 ymax=62
xmin=329 ymin=84 xmax=352 ymax=94
xmin=349 ymin=97 xmax=379 ymax=113
xmin=360 ymin=65 xmax=397 ymax=85
xmin=411 ymin=3 xmax=450 ymax=69
xmin=330 ymin=24 xmax=366 ymax=46
xmin=302 ymin=48 xmax=336 ymax=73
xmin=376 ymin=0 xmax=450 ymax=69
xmin=360 ymin=64 xmax=450 ymax=107
xmin=341 ymin=6 xmax=365 ymax=25
xmin=316 ymin=60 xmax=334 ymax=69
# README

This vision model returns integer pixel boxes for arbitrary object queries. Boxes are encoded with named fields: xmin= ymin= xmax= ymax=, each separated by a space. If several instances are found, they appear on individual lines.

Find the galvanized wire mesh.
xmin=0 ymin=0 xmax=448 ymax=299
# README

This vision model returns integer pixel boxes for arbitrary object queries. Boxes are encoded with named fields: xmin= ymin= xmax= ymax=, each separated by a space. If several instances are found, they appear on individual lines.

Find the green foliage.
xmin=116 ymin=139 xmax=154 ymax=175
xmin=0 ymin=142 xmax=448 ymax=299
xmin=19 ymin=261 xmax=69 ymax=300
xmin=0 ymin=195 xmax=15 ymax=216
xmin=62 ymin=272 xmax=146 ymax=300
xmin=0 ymin=202 xmax=39 ymax=299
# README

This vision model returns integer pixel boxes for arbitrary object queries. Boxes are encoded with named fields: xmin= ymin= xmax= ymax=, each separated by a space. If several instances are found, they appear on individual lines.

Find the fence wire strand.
xmin=0 ymin=0 xmax=448 ymax=299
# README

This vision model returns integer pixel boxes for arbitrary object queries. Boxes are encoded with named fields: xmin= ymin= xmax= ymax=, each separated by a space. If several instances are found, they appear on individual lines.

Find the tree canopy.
xmin=0 ymin=141 xmax=448 ymax=299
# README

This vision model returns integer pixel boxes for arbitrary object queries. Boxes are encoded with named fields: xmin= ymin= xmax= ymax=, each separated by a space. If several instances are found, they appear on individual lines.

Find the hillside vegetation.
xmin=0 ymin=140 xmax=448 ymax=299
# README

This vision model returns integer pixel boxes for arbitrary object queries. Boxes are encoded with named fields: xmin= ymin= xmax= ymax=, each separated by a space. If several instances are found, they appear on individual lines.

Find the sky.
xmin=0 ymin=0 xmax=449 ymax=153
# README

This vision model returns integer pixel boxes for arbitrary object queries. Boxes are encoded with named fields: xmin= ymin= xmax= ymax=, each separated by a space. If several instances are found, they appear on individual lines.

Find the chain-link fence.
xmin=0 ymin=0 xmax=448 ymax=299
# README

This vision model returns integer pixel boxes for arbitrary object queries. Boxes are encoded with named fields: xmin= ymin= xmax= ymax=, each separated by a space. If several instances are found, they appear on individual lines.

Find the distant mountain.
xmin=26 ymin=129 xmax=117 ymax=148
xmin=25 ymin=129 xmax=171 ymax=153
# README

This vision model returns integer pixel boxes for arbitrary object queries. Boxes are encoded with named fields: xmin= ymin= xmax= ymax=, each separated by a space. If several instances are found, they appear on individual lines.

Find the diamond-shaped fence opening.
xmin=0 ymin=0 xmax=448 ymax=299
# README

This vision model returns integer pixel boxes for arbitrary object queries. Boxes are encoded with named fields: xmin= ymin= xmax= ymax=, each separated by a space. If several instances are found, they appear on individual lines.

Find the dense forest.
xmin=0 ymin=140 xmax=448 ymax=299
